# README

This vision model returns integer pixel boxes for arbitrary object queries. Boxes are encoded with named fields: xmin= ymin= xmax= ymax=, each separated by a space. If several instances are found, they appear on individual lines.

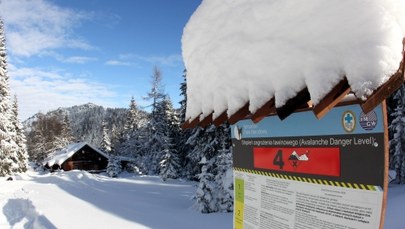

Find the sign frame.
xmin=231 ymin=102 xmax=388 ymax=229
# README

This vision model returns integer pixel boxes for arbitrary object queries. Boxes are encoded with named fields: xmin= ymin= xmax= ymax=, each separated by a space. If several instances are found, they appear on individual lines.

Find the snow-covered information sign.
xmin=231 ymin=104 xmax=387 ymax=229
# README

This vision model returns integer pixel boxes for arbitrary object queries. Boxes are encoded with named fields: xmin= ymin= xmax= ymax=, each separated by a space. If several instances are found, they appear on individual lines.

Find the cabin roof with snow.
xmin=43 ymin=142 xmax=109 ymax=169
xmin=181 ymin=0 xmax=405 ymax=128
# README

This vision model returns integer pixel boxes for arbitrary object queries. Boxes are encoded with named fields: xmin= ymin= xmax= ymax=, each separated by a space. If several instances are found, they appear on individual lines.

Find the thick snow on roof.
xmin=43 ymin=142 xmax=108 ymax=167
xmin=182 ymin=0 xmax=405 ymax=121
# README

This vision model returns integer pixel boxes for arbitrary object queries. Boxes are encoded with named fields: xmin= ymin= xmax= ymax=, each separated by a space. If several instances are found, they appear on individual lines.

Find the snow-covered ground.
xmin=0 ymin=170 xmax=403 ymax=229
xmin=0 ymin=170 xmax=231 ymax=229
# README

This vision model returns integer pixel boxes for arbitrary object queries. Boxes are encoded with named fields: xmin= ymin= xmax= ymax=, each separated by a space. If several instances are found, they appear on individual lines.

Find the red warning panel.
xmin=253 ymin=147 xmax=341 ymax=177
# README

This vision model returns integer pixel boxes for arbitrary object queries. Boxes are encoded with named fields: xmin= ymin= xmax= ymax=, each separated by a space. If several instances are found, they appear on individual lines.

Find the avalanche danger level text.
xmin=242 ymin=136 xmax=377 ymax=147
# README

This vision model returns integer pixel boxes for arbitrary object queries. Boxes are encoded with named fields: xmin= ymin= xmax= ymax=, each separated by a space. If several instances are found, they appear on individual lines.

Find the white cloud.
xmin=105 ymin=60 xmax=133 ymax=66
xmin=38 ymin=51 xmax=98 ymax=64
xmin=105 ymin=53 xmax=183 ymax=67
xmin=139 ymin=54 xmax=183 ymax=67
xmin=63 ymin=56 xmax=98 ymax=64
xmin=8 ymin=65 xmax=120 ymax=120
xmin=0 ymin=0 xmax=93 ymax=57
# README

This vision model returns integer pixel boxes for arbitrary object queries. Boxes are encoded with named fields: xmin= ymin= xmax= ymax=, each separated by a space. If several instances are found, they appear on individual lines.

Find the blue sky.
xmin=0 ymin=0 xmax=202 ymax=120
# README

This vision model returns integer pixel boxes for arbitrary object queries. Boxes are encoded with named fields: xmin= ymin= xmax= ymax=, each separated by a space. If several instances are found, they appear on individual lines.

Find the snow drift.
xmin=182 ymin=0 xmax=405 ymax=121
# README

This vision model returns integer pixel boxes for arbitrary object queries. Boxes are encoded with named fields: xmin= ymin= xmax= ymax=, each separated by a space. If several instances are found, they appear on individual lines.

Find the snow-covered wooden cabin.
xmin=43 ymin=142 xmax=109 ymax=172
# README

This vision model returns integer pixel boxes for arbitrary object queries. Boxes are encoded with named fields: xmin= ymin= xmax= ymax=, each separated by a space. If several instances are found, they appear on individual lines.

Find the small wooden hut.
xmin=43 ymin=142 xmax=109 ymax=172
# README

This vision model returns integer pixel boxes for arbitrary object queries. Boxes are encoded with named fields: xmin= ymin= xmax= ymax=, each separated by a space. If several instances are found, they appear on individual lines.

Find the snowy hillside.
xmin=23 ymin=103 xmax=128 ymax=147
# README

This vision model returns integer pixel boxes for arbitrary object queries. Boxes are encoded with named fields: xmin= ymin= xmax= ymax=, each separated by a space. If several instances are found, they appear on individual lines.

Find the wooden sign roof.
xmin=182 ymin=38 xmax=405 ymax=129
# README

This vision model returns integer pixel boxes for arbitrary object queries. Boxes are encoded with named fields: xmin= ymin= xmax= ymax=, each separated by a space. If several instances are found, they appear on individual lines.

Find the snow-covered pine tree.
xmin=184 ymin=125 xmax=218 ymax=179
xmin=0 ymin=19 xmax=19 ymax=176
xmin=389 ymin=85 xmax=405 ymax=183
xmin=185 ymin=119 xmax=232 ymax=212
xmin=159 ymin=97 xmax=181 ymax=180
xmin=141 ymin=67 xmax=169 ymax=174
xmin=144 ymin=66 xmax=166 ymax=119
xmin=100 ymin=120 xmax=112 ymax=154
xmin=125 ymin=96 xmax=140 ymax=135
xmin=110 ymin=124 xmax=119 ymax=153
xmin=114 ymin=96 xmax=143 ymax=157
xmin=195 ymin=156 xmax=218 ymax=213
xmin=179 ymin=69 xmax=187 ymax=124
xmin=183 ymin=126 xmax=204 ymax=179
xmin=106 ymin=155 xmax=122 ymax=178
xmin=165 ymin=97 xmax=181 ymax=149
xmin=159 ymin=134 xmax=180 ymax=181
xmin=177 ymin=69 xmax=193 ymax=178
xmin=11 ymin=96 xmax=28 ymax=173
xmin=133 ymin=124 xmax=151 ymax=173
xmin=143 ymin=99 xmax=168 ymax=174
xmin=214 ymin=142 xmax=233 ymax=212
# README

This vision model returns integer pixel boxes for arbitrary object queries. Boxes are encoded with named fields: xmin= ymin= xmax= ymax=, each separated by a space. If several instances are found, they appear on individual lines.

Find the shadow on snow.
xmin=3 ymin=198 xmax=57 ymax=229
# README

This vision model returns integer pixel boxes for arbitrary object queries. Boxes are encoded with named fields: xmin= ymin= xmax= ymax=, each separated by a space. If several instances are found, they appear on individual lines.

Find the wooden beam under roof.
xmin=361 ymin=40 xmax=405 ymax=114
xmin=181 ymin=120 xmax=191 ymax=129
xmin=182 ymin=115 xmax=201 ymax=129
xmin=251 ymin=98 xmax=276 ymax=123
xmin=361 ymin=70 xmax=405 ymax=114
xmin=199 ymin=112 xmax=213 ymax=128
xmin=213 ymin=111 xmax=228 ymax=126
xmin=229 ymin=103 xmax=250 ymax=124
xmin=313 ymin=78 xmax=351 ymax=119
xmin=276 ymin=87 xmax=311 ymax=120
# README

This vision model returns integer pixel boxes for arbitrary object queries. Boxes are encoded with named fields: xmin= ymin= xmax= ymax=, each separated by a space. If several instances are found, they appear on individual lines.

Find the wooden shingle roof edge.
xmin=182 ymin=38 xmax=405 ymax=129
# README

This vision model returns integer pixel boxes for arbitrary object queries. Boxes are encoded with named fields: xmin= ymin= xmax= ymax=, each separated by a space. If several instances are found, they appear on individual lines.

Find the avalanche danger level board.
xmin=231 ymin=103 xmax=388 ymax=229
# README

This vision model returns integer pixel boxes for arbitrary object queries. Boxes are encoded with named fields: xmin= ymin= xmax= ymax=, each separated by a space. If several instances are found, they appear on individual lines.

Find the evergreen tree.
xmin=179 ymin=69 xmax=188 ymax=124
xmin=141 ymin=67 xmax=169 ymax=174
xmin=11 ymin=96 xmax=28 ymax=173
xmin=214 ymin=144 xmax=233 ymax=212
xmin=144 ymin=66 xmax=166 ymax=119
xmin=143 ymin=99 xmax=168 ymax=174
xmin=0 ymin=19 xmax=19 ymax=176
xmin=110 ymin=124 xmax=119 ymax=153
xmin=177 ymin=69 xmax=196 ymax=178
xmin=389 ymin=85 xmax=405 ymax=183
xmin=100 ymin=120 xmax=112 ymax=154
xmin=185 ymin=125 xmax=218 ymax=179
xmin=185 ymin=120 xmax=233 ymax=212
xmin=195 ymin=157 xmax=218 ymax=213
xmin=125 ymin=96 xmax=140 ymax=134
xmin=106 ymin=155 xmax=122 ymax=178
xmin=159 ymin=134 xmax=180 ymax=181
xmin=183 ymin=126 xmax=205 ymax=179
xmin=114 ymin=97 xmax=142 ymax=157
xmin=159 ymin=98 xmax=181 ymax=180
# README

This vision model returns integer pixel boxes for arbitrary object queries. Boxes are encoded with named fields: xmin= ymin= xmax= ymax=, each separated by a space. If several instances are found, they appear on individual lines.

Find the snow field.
xmin=0 ymin=170 xmax=232 ymax=229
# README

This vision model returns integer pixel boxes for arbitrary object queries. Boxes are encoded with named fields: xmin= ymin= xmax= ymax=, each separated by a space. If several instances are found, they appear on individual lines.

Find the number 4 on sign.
xmin=273 ymin=150 xmax=285 ymax=169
